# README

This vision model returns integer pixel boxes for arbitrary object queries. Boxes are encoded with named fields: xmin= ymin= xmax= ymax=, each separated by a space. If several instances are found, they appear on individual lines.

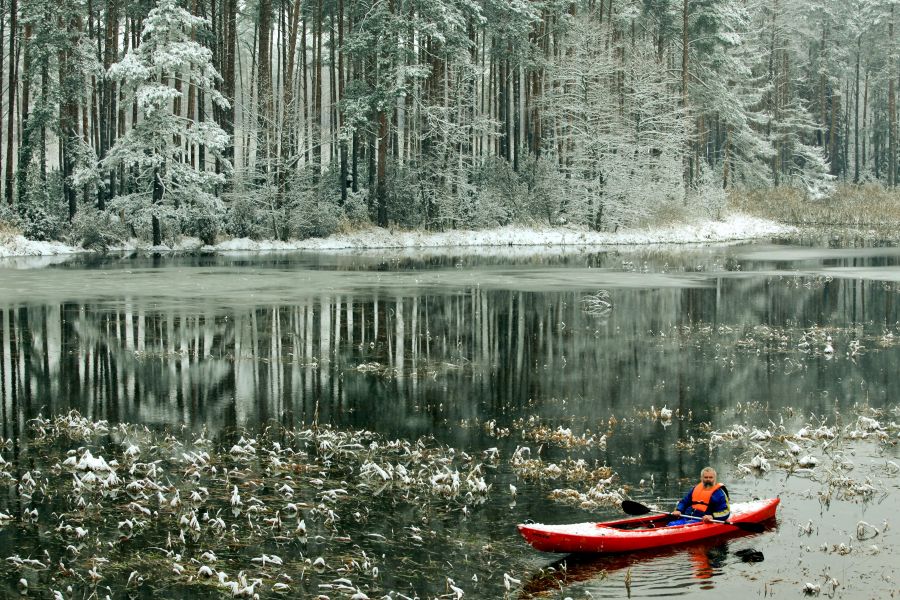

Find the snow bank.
xmin=212 ymin=214 xmax=794 ymax=252
xmin=0 ymin=214 xmax=794 ymax=260
xmin=270 ymin=214 xmax=794 ymax=250
xmin=0 ymin=234 xmax=80 ymax=259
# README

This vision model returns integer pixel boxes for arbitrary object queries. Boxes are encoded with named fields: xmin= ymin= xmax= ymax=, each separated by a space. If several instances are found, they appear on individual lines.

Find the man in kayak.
xmin=668 ymin=466 xmax=730 ymax=526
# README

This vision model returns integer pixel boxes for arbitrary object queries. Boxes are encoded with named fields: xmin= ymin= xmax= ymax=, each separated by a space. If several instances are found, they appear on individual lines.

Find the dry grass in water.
xmin=728 ymin=185 xmax=900 ymax=230
xmin=0 ymin=411 xmax=534 ymax=598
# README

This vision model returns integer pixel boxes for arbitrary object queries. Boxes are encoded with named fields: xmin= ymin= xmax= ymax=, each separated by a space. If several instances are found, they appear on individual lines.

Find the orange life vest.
xmin=688 ymin=482 xmax=725 ymax=513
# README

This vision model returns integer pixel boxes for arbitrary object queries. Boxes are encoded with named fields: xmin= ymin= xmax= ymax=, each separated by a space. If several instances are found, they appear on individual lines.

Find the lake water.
xmin=0 ymin=241 xmax=898 ymax=599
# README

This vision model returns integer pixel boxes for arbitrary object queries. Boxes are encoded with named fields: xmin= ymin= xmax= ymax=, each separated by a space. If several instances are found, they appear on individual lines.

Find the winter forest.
xmin=0 ymin=0 xmax=891 ymax=246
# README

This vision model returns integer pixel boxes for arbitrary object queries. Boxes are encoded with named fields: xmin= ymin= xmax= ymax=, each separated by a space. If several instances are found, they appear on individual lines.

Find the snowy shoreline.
xmin=0 ymin=213 xmax=795 ymax=260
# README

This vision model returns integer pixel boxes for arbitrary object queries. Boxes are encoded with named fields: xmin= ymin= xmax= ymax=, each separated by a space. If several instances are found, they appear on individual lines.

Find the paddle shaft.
xmin=670 ymin=511 xmax=763 ymax=532
xmin=662 ymin=510 xmax=726 ymax=525
xmin=621 ymin=500 xmax=764 ymax=533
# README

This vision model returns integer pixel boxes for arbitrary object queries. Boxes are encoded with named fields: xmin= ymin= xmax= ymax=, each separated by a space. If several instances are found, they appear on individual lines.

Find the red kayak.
xmin=518 ymin=498 xmax=779 ymax=553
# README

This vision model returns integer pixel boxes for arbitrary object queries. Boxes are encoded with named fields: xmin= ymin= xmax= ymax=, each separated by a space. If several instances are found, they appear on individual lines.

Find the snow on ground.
xmin=0 ymin=234 xmax=81 ymax=259
xmin=276 ymin=214 xmax=795 ymax=250
xmin=1 ymin=214 xmax=795 ymax=260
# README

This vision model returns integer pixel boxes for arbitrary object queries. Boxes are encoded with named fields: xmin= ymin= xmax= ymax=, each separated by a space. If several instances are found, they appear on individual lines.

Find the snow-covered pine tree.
xmin=542 ymin=10 xmax=686 ymax=230
xmin=684 ymin=0 xmax=774 ymax=191
xmin=3 ymin=0 xmax=103 ymax=240
xmin=103 ymin=0 xmax=231 ymax=246
xmin=754 ymin=0 xmax=834 ymax=196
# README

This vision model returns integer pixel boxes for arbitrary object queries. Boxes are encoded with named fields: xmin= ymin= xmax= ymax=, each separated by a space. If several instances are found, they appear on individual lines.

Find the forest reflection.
xmin=2 ymin=255 xmax=897 ymax=446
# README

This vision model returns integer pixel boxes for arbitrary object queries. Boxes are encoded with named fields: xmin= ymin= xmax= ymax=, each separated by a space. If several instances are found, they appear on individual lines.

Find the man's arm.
xmin=673 ymin=489 xmax=691 ymax=516
xmin=707 ymin=488 xmax=730 ymax=521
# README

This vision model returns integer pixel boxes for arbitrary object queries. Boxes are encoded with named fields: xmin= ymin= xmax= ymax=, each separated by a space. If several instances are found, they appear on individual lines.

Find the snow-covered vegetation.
xmin=0 ymin=213 xmax=794 ymax=258
xmin=0 ymin=0 xmax=890 ymax=251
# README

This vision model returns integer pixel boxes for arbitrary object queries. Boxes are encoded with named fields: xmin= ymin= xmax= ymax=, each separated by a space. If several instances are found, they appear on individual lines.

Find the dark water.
xmin=0 ymin=242 xmax=898 ymax=599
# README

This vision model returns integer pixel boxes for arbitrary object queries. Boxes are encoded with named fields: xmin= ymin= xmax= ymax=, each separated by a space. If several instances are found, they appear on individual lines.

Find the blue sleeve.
xmin=675 ymin=488 xmax=692 ymax=512
xmin=708 ymin=488 xmax=730 ymax=519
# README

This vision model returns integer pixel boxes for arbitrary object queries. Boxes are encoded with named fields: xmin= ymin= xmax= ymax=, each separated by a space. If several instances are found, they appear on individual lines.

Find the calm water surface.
xmin=0 ymin=241 xmax=897 ymax=599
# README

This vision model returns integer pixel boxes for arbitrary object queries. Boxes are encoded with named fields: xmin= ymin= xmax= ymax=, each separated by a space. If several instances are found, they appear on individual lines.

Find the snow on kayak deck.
xmin=729 ymin=498 xmax=777 ymax=518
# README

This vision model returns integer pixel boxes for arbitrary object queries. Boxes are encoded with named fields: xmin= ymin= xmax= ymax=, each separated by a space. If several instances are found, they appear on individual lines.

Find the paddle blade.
xmin=621 ymin=500 xmax=652 ymax=516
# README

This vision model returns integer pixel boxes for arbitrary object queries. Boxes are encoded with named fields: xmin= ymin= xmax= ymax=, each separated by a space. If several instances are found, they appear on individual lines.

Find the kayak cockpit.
xmin=599 ymin=513 xmax=675 ymax=530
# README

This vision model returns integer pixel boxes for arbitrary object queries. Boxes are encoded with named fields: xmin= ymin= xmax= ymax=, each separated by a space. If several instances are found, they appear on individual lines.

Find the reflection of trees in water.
xmin=1 ymin=274 xmax=898 ymax=446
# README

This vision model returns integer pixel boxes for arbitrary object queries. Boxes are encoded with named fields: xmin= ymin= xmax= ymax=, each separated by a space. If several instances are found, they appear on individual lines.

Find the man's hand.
xmin=672 ymin=510 xmax=681 ymax=517
xmin=702 ymin=515 xmax=713 ymax=523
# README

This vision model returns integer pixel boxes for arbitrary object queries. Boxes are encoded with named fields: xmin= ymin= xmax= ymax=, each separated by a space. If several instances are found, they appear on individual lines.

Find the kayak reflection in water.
xmin=518 ymin=541 xmax=732 ymax=597
xmin=668 ymin=466 xmax=730 ymax=526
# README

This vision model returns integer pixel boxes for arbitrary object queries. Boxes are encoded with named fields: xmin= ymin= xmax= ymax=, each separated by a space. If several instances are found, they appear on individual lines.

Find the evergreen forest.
xmin=0 ymin=0 xmax=892 ymax=245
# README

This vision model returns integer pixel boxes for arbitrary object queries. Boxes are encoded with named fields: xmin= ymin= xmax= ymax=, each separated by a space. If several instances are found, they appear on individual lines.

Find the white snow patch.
xmin=1 ymin=214 xmax=794 ymax=259
xmin=0 ymin=235 xmax=80 ymax=259
xmin=217 ymin=214 xmax=792 ymax=251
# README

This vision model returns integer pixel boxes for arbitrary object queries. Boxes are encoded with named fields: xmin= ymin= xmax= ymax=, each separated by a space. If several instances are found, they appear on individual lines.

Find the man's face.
xmin=701 ymin=471 xmax=716 ymax=488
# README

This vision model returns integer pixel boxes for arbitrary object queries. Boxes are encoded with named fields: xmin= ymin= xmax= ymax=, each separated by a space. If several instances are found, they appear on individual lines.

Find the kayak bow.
xmin=517 ymin=498 xmax=779 ymax=554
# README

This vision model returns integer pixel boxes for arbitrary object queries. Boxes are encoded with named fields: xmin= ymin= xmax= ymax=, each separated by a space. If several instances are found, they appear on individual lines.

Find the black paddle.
xmin=621 ymin=499 xmax=765 ymax=533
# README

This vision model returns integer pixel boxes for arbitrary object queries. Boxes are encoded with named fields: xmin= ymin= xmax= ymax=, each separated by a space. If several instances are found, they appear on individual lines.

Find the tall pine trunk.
xmin=338 ymin=0 xmax=348 ymax=204
xmin=60 ymin=13 xmax=79 ymax=220
xmin=854 ymin=36 xmax=860 ymax=183
xmin=99 ymin=0 xmax=120 ymax=207
xmin=767 ymin=0 xmax=779 ymax=185
xmin=152 ymin=166 xmax=163 ymax=245
xmin=257 ymin=0 xmax=273 ymax=181
xmin=5 ymin=0 xmax=17 ymax=204
xmin=0 ymin=0 xmax=5 ymax=190
xmin=375 ymin=1 xmax=389 ymax=228
xmin=313 ymin=0 xmax=323 ymax=174
xmin=890 ymin=6 xmax=896 ymax=188
xmin=16 ymin=23 xmax=33 ymax=205
xmin=282 ymin=0 xmax=302 ymax=164
xmin=862 ymin=70 xmax=868 ymax=170
xmin=682 ymin=0 xmax=691 ymax=190
xmin=224 ymin=0 xmax=236 ymax=180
